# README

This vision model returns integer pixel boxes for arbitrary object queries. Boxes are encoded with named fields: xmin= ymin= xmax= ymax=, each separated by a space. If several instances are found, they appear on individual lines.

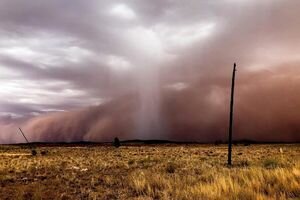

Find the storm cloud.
xmin=0 ymin=0 xmax=300 ymax=143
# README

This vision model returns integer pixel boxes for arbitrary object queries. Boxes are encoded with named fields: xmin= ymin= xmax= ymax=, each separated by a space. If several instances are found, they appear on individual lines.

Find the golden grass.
xmin=0 ymin=144 xmax=299 ymax=199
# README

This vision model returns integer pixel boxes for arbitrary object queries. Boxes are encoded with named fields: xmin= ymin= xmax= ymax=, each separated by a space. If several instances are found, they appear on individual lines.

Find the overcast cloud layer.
xmin=1 ymin=0 xmax=300 ymax=143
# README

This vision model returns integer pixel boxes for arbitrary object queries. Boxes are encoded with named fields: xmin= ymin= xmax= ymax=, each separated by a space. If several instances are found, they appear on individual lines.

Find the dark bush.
xmin=214 ymin=140 xmax=223 ymax=145
xmin=166 ymin=162 xmax=176 ymax=173
xmin=31 ymin=149 xmax=37 ymax=156
xmin=113 ymin=137 xmax=121 ymax=148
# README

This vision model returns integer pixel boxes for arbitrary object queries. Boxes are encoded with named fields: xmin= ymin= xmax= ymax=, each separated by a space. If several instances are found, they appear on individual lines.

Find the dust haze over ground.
xmin=0 ymin=1 xmax=300 ymax=143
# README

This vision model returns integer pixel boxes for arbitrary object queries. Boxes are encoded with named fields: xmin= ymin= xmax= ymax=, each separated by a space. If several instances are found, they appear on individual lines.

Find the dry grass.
xmin=0 ymin=144 xmax=299 ymax=200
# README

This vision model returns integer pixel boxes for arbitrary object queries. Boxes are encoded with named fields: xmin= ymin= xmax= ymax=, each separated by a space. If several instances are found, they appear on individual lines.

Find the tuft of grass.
xmin=263 ymin=158 xmax=282 ymax=169
xmin=128 ymin=159 xmax=135 ymax=165
xmin=238 ymin=159 xmax=251 ymax=167
xmin=165 ymin=162 xmax=177 ymax=173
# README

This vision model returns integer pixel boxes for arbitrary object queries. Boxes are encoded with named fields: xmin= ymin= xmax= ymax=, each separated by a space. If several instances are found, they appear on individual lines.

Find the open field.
xmin=0 ymin=144 xmax=299 ymax=200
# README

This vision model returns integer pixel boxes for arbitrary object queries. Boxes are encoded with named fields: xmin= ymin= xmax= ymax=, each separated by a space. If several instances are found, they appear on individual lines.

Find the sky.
xmin=0 ymin=0 xmax=300 ymax=143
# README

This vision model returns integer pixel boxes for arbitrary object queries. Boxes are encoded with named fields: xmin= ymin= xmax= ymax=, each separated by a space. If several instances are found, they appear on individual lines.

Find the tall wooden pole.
xmin=228 ymin=63 xmax=237 ymax=166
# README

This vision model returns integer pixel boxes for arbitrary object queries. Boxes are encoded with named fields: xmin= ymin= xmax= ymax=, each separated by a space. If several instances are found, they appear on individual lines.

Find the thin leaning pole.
xmin=228 ymin=63 xmax=237 ymax=166
xmin=19 ymin=127 xmax=37 ymax=155
xmin=19 ymin=127 xmax=30 ymax=143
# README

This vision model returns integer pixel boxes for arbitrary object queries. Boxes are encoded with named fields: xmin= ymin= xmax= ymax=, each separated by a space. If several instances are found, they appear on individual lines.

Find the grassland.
xmin=0 ymin=144 xmax=299 ymax=200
